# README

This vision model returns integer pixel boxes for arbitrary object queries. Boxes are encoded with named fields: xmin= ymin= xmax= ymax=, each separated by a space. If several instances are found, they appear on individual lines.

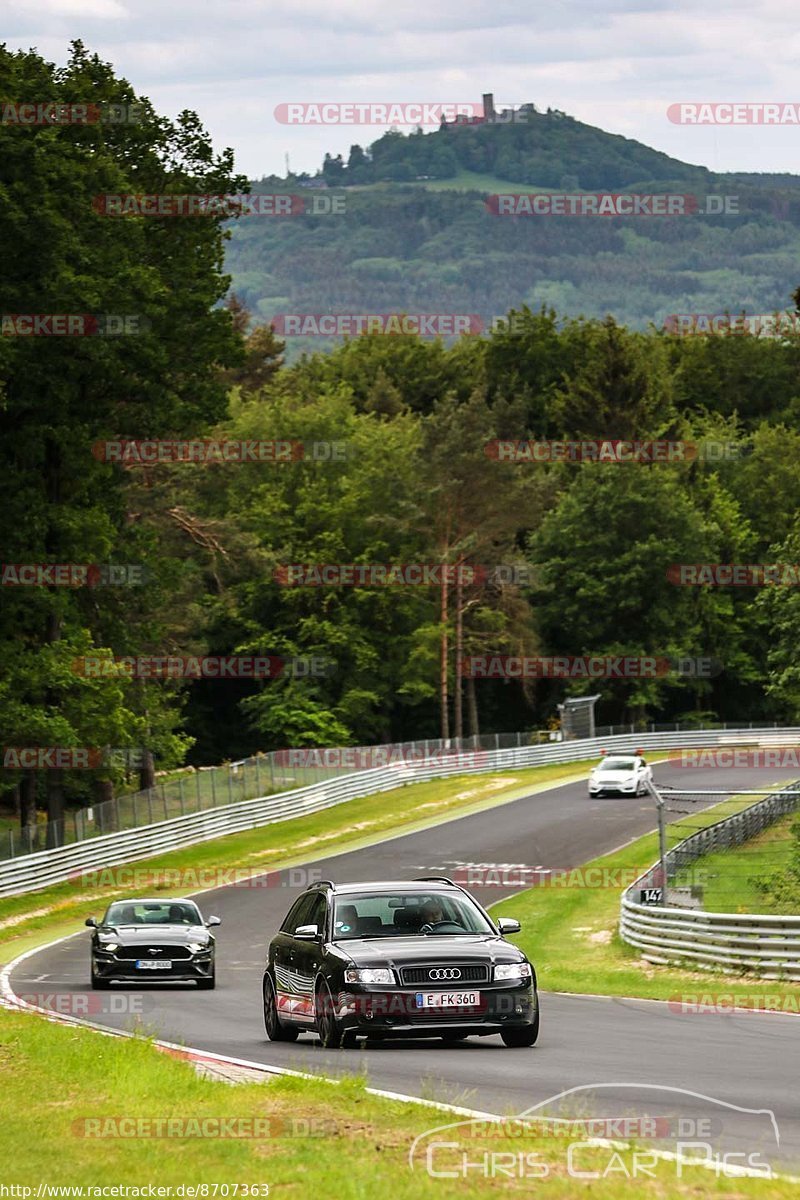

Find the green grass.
xmin=0 ymin=760 xmax=597 ymax=957
xmin=352 ymin=170 xmax=551 ymax=194
xmin=491 ymin=792 xmax=800 ymax=1009
xmin=697 ymin=813 xmax=798 ymax=914
xmin=0 ymin=1007 xmax=795 ymax=1194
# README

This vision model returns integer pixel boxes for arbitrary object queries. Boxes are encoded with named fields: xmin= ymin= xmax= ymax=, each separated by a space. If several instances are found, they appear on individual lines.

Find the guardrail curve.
xmin=620 ymin=781 xmax=800 ymax=979
xmin=4 ymin=724 xmax=800 ymax=898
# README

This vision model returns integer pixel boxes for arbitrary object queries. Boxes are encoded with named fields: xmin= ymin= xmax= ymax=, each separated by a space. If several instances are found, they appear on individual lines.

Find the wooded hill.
xmin=227 ymin=108 xmax=800 ymax=348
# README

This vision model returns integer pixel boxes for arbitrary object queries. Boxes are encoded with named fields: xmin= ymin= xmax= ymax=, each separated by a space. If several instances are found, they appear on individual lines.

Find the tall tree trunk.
xmin=19 ymin=773 xmax=37 ymax=848
xmin=454 ymin=567 xmax=464 ymax=741
xmin=45 ymin=769 xmax=64 ymax=848
xmin=94 ymin=777 xmax=116 ymax=832
xmin=44 ymin=435 xmax=65 ymax=841
xmin=466 ymin=676 xmax=480 ymax=739
xmin=137 ymin=682 xmax=155 ymax=790
xmin=439 ymin=567 xmax=449 ymax=740
xmin=139 ymin=749 xmax=156 ymax=792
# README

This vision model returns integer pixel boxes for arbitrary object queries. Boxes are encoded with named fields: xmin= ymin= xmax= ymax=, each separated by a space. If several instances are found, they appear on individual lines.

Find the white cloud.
xmin=3 ymin=0 xmax=800 ymax=176
xmin=7 ymin=0 xmax=128 ymax=18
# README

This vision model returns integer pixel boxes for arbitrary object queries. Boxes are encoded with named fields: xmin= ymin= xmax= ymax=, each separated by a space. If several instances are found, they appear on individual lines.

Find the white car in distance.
xmin=588 ymin=753 xmax=653 ymax=797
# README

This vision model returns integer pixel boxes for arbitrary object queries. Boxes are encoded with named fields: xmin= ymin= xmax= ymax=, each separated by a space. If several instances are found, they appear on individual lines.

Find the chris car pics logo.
xmin=409 ymin=1084 xmax=779 ymax=1181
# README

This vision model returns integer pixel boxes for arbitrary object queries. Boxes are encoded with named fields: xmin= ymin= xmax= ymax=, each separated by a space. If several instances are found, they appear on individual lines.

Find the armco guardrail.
xmin=3 ymin=725 xmax=800 ymax=898
xmin=4 ymin=720 xmax=791 ymax=860
xmin=620 ymin=782 xmax=800 ymax=979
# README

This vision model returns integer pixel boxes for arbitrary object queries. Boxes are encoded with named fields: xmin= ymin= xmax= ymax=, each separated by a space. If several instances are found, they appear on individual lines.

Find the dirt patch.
xmin=0 ymin=907 xmax=54 ymax=931
xmin=451 ymin=778 xmax=520 ymax=802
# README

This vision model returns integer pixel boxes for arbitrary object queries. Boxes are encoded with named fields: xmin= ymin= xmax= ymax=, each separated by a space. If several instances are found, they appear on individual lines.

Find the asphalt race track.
xmin=9 ymin=761 xmax=800 ymax=1170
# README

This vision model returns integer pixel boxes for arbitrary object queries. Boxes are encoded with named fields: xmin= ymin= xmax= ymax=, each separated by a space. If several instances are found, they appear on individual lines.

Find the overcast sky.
xmin=4 ymin=0 xmax=799 ymax=178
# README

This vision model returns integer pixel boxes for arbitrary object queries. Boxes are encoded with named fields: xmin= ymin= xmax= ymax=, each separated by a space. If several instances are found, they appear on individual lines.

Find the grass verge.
xmin=492 ymin=792 xmax=800 ymax=1008
xmin=0 ymin=1006 xmax=794 ymax=1195
xmin=699 ymin=812 xmax=797 ymax=914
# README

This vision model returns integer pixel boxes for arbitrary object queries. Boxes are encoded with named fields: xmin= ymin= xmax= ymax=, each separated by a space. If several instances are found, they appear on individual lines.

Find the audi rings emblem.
xmin=429 ymin=967 xmax=462 ymax=981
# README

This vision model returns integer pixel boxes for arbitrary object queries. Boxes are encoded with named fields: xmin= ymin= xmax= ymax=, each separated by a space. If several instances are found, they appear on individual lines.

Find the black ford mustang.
xmin=263 ymin=878 xmax=539 ymax=1048
xmin=86 ymin=897 xmax=220 ymax=988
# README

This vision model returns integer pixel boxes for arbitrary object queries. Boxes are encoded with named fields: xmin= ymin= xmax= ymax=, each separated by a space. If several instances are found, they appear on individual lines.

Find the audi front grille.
xmin=399 ymin=963 xmax=490 ymax=985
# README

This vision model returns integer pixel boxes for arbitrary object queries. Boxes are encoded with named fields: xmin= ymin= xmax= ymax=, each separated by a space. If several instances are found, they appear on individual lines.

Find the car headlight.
xmin=97 ymin=939 xmax=118 ymax=953
xmin=494 ymin=962 xmax=532 ymax=982
xmin=344 ymin=968 xmax=395 ymax=985
xmin=188 ymin=942 xmax=210 ymax=953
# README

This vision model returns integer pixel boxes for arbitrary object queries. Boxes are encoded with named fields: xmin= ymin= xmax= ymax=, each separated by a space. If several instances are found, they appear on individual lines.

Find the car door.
xmin=291 ymin=892 xmax=328 ymax=1022
xmin=273 ymin=893 xmax=317 ymax=1024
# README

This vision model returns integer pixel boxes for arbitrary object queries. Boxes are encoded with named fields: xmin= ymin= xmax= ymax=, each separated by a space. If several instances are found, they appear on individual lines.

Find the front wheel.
xmin=263 ymin=976 xmax=298 ymax=1041
xmin=316 ymin=980 xmax=353 ymax=1048
xmin=197 ymin=971 xmax=216 ymax=990
xmin=501 ymin=1003 xmax=540 ymax=1047
xmin=90 ymin=971 xmax=110 ymax=990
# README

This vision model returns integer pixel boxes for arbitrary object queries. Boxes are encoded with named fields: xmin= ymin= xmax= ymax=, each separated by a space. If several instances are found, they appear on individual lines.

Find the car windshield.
xmin=103 ymin=901 xmax=203 ymax=926
xmin=332 ymin=892 xmax=494 ymax=939
xmin=597 ymin=758 xmax=636 ymax=771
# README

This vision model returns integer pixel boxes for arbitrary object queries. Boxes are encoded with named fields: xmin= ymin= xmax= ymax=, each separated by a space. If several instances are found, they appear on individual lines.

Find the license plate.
xmin=415 ymin=990 xmax=480 ymax=1008
xmin=135 ymin=960 xmax=171 ymax=970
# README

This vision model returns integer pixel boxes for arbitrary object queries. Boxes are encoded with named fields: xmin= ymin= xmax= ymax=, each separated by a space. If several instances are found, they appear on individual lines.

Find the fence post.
xmin=228 ymin=766 xmax=233 ymax=805
xmin=196 ymin=770 xmax=201 ymax=810
xmin=211 ymin=769 xmax=216 ymax=806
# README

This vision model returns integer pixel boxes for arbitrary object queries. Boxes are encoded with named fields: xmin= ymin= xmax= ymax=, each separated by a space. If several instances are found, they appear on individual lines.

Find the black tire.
xmin=263 ymin=976 xmax=299 ymax=1041
xmin=500 ymin=1002 xmax=540 ymax=1047
xmin=90 ymin=971 xmax=110 ymax=990
xmin=315 ymin=980 xmax=344 ymax=1048
xmin=197 ymin=972 xmax=216 ymax=990
xmin=441 ymin=1032 xmax=469 ymax=1043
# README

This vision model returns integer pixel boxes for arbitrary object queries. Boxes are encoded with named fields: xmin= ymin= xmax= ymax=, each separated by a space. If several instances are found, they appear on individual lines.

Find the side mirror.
xmin=294 ymin=924 xmax=319 ymax=940
xmin=85 ymin=917 xmax=97 ymax=928
xmin=206 ymin=915 xmax=221 ymax=927
xmin=497 ymin=917 xmax=521 ymax=935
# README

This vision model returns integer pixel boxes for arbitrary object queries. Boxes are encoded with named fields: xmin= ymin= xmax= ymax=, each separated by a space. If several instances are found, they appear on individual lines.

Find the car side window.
xmin=305 ymin=894 xmax=327 ymax=938
xmin=281 ymin=895 xmax=314 ymax=934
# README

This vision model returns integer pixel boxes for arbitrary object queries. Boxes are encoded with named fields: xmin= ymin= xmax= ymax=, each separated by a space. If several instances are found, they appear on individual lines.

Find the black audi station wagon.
xmin=263 ymin=878 xmax=539 ymax=1047
xmin=86 ymin=897 xmax=220 ymax=988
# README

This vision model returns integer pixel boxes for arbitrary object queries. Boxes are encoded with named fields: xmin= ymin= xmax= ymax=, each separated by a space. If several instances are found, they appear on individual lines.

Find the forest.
xmin=3 ymin=44 xmax=800 ymax=831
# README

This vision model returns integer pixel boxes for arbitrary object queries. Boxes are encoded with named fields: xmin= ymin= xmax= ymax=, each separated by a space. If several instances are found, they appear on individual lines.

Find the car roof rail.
xmin=413 ymin=876 xmax=456 ymax=886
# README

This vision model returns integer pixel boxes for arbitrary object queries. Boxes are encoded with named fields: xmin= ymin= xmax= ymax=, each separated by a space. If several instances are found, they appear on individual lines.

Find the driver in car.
xmin=420 ymin=899 xmax=461 ymax=932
